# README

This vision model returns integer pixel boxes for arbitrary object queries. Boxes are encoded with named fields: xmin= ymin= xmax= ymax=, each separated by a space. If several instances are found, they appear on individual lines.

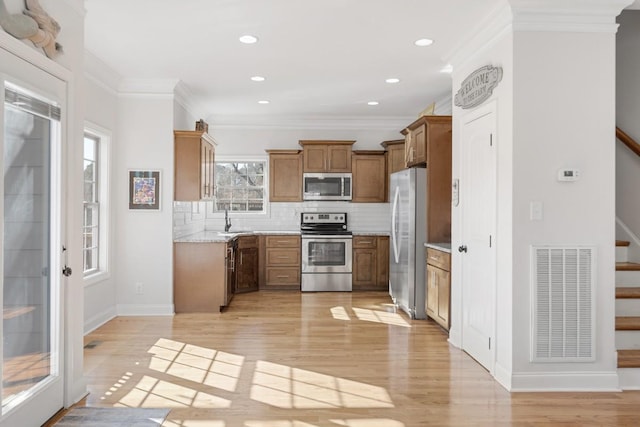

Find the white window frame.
xmin=83 ymin=122 xmax=111 ymax=286
xmin=213 ymin=156 xmax=270 ymax=218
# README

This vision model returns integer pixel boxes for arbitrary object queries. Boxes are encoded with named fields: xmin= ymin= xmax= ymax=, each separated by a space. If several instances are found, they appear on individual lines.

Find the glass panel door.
xmin=1 ymin=46 xmax=65 ymax=427
xmin=3 ymin=93 xmax=56 ymax=404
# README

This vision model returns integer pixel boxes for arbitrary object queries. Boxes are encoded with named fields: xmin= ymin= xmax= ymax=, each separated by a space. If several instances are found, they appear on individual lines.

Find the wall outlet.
xmin=135 ymin=282 xmax=143 ymax=295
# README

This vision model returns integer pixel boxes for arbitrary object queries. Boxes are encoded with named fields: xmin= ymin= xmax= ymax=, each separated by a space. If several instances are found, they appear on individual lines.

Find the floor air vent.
xmin=531 ymin=246 xmax=595 ymax=362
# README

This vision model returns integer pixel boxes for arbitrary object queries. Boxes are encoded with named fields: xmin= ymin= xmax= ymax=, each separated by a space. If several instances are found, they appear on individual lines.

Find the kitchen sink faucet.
xmin=224 ymin=208 xmax=232 ymax=232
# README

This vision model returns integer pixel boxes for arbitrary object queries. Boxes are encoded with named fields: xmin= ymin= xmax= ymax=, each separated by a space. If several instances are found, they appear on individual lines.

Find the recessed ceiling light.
xmin=414 ymin=38 xmax=433 ymax=47
xmin=251 ymin=76 xmax=265 ymax=82
xmin=239 ymin=35 xmax=259 ymax=44
xmin=385 ymin=78 xmax=400 ymax=84
xmin=367 ymin=101 xmax=379 ymax=106
xmin=258 ymin=100 xmax=270 ymax=104
xmin=440 ymin=64 xmax=453 ymax=74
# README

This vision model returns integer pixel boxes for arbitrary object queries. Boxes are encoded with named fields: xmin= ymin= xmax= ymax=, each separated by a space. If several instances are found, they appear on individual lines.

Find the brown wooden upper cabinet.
xmin=380 ymin=139 xmax=405 ymax=202
xmin=267 ymin=150 xmax=303 ymax=202
xmin=380 ymin=139 xmax=406 ymax=175
xmin=351 ymin=151 xmax=386 ymax=203
xmin=299 ymin=140 xmax=355 ymax=173
xmin=174 ymin=130 xmax=216 ymax=201
xmin=400 ymin=116 xmax=452 ymax=168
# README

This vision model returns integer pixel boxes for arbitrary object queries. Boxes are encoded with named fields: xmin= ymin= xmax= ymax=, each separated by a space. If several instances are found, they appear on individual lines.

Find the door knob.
xmin=62 ymin=266 xmax=72 ymax=277
xmin=458 ymin=245 xmax=468 ymax=253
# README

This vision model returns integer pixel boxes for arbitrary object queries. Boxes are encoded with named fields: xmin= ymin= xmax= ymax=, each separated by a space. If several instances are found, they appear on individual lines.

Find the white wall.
xmin=616 ymin=11 xmax=640 ymax=259
xmin=211 ymin=126 xmax=406 ymax=156
xmin=83 ymin=55 xmax=120 ymax=333
xmin=115 ymin=95 xmax=175 ymax=315
xmin=510 ymin=29 xmax=617 ymax=389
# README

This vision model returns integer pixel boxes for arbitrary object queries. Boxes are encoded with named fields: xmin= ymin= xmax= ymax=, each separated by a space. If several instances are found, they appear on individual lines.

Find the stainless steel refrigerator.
xmin=389 ymin=168 xmax=426 ymax=319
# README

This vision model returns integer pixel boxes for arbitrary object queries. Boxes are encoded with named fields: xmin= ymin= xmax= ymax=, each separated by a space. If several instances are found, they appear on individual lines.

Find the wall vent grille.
xmin=531 ymin=246 xmax=595 ymax=362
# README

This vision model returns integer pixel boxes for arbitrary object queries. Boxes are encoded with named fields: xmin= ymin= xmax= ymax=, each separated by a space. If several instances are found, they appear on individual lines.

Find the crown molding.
xmin=209 ymin=115 xmax=414 ymax=131
xmin=118 ymin=78 xmax=179 ymax=95
xmin=444 ymin=0 xmax=633 ymax=71
xmin=174 ymin=81 xmax=209 ymax=120
xmin=443 ymin=3 xmax=513 ymax=71
xmin=84 ymin=50 xmax=121 ymax=95
xmin=509 ymin=0 xmax=634 ymax=32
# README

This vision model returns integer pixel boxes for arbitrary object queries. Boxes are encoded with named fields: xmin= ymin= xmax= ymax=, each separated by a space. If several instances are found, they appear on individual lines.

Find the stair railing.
xmin=617 ymin=127 xmax=640 ymax=157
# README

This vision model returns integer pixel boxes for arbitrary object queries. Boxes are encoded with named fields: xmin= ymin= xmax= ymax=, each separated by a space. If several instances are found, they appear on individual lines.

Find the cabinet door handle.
xmin=276 ymin=275 xmax=289 ymax=279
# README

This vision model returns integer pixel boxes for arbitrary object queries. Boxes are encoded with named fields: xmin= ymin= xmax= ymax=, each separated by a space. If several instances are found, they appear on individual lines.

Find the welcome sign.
xmin=454 ymin=65 xmax=503 ymax=109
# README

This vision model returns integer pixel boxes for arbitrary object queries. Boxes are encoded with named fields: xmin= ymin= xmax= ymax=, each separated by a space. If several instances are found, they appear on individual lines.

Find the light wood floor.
xmin=54 ymin=292 xmax=640 ymax=426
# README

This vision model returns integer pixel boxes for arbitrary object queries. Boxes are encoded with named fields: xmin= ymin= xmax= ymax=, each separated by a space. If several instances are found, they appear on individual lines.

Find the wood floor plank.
xmin=47 ymin=292 xmax=640 ymax=426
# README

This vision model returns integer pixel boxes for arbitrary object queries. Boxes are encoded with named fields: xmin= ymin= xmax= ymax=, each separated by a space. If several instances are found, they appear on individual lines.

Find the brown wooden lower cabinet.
xmin=260 ymin=235 xmax=301 ymax=290
xmin=174 ymin=242 xmax=231 ymax=312
xmin=426 ymin=247 xmax=451 ymax=330
xmin=352 ymin=235 xmax=389 ymax=291
xmin=235 ymin=235 xmax=259 ymax=293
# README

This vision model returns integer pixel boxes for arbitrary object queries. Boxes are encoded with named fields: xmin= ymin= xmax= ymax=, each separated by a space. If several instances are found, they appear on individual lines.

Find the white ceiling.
xmin=83 ymin=0 xmax=637 ymax=123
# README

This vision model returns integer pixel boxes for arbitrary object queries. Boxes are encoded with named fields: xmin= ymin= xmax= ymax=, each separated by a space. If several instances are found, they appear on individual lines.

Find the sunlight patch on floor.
xmin=114 ymin=375 xmax=231 ymax=409
xmin=330 ymin=306 xmax=410 ymax=328
xmin=147 ymin=338 xmax=244 ymax=392
xmin=245 ymin=421 xmax=319 ymax=427
xmin=330 ymin=306 xmax=351 ymax=321
xmin=330 ymin=419 xmax=405 ymax=427
xmin=250 ymin=360 xmax=394 ymax=409
xmin=352 ymin=307 xmax=410 ymax=328
xmin=162 ymin=419 xmax=226 ymax=427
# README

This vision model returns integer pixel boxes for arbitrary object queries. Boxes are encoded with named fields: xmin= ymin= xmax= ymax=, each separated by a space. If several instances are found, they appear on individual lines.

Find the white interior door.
xmin=460 ymin=105 xmax=497 ymax=372
xmin=0 ymin=47 xmax=66 ymax=427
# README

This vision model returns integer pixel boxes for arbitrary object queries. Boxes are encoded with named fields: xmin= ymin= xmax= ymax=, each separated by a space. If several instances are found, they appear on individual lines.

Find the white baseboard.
xmin=494 ymin=362 xmax=512 ymax=391
xmin=509 ymin=371 xmax=621 ymax=392
xmin=84 ymin=306 xmax=118 ymax=335
xmin=65 ymin=378 xmax=88 ymax=408
xmin=618 ymin=368 xmax=640 ymax=390
xmin=116 ymin=304 xmax=175 ymax=316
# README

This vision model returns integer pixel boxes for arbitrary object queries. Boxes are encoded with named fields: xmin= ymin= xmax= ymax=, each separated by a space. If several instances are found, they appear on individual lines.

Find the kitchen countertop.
xmin=424 ymin=242 xmax=452 ymax=253
xmin=174 ymin=230 xmax=301 ymax=243
xmin=174 ymin=230 xmax=390 ymax=243
xmin=353 ymin=231 xmax=390 ymax=236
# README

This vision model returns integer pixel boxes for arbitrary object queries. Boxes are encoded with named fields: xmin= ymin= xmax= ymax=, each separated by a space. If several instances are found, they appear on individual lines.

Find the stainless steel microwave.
xmin=303 ymin=173 xmax=352 ymax=201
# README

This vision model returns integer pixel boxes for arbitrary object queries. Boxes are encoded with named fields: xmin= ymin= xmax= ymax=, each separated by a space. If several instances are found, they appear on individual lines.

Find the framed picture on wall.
xmin=129 ymin=170 xmax=160 ymax=210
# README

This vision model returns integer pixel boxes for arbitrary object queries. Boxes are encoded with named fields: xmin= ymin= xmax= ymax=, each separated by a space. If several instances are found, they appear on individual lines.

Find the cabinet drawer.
xmin=426 ymin=248 xmax=450 ymax=271
xmin=266 ymin=248 xmax=300 ymax=266
xmin=265 ymin=235 xmax=300 ymax=248
xmin=353 ymin=236 xmax=377 ymax=249
xmin=237 ymin=235 xmax=259 ymax=249
xmin=266 ymin=268 xmax=300 ymax=285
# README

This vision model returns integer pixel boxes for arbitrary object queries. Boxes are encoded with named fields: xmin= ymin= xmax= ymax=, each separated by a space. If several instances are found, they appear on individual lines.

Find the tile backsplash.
xmin=173 ymin=200 xmax=390 ymax=238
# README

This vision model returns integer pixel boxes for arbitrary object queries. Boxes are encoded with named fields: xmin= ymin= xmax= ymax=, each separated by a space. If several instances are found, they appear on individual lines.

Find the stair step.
xmin=616 ymin=262 xmax=640 ymax=271
xmin=617 ymin=240 xmax=631 ymax=247
xmin=618 ymin=349 xmax=640 ymax=368
xmin=616 ymin=287 xmax=640 ymax=298
xmin=616 ymin=317 xmax=640 ymax=330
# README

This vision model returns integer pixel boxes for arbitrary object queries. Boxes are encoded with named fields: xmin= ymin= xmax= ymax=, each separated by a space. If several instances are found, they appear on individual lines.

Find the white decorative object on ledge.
xmin=24 ymin=0 xmax=62 ymax=58
xmin=0 ymin=0 xmax=62 ymax=58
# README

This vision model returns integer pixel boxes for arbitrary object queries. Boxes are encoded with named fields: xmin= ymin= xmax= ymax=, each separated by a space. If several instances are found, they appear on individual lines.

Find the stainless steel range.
xmin=300 ymin=212 xmax=352 ymax=292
